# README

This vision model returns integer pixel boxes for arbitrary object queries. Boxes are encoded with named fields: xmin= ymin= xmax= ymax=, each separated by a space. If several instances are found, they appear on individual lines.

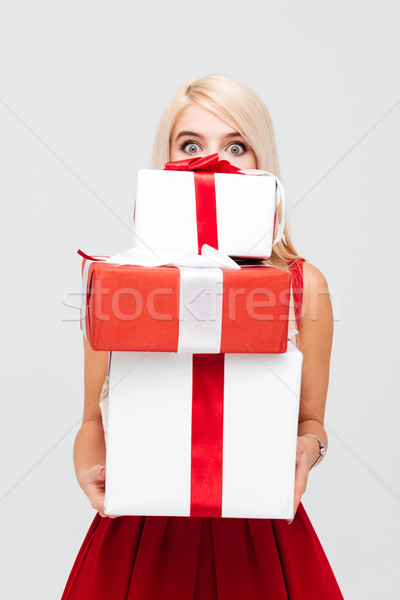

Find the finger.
xmin=101 ymin=510 xmax=119 ymax=519
xmin=87 ymin=464 xmax=106 ymax=483
xmin=91 ymin=501 xmax=105 ymax=516
xmin=289 ymin=453 xmax=308 ymax=523
xmin=294 ymin=456 xmax=308 ymax=496
xmin=89 ymin=489 xmax=106 ymax=510
xmin=287 ymin=495 xmax=301 ymax=524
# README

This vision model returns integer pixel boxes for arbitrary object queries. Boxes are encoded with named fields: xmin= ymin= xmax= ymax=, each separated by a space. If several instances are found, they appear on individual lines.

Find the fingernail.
xmin=98 ymin=467 xmax=105 ymax=478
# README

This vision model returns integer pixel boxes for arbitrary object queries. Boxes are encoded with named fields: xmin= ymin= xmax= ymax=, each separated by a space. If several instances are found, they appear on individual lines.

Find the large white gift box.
xmin=133 ymin=157 xmax=286 ymax=259
xmin=103 ymin=341 xmax=303 ymax=520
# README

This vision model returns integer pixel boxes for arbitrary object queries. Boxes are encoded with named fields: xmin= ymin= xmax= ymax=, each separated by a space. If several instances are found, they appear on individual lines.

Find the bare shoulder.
xmin=300 ymin=261 xmax=333 ymax=350
xmin=302 ymin=261 xmax=330 ymax=291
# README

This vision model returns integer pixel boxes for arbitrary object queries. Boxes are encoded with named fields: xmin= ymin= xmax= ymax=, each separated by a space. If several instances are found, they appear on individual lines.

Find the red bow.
xmin=164 ymin=153 xmax=243 ymax=174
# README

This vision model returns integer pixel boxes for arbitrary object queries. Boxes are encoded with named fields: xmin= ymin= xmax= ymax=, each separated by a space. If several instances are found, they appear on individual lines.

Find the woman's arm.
xmin=295 ymin=262 xmax=334 ymax=471
xmin=72 ymin=336 xmax=111 ymax=515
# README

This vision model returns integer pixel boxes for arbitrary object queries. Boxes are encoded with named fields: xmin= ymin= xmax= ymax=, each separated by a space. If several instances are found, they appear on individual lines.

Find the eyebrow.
xmin=174 ymin=130 xmax=244 ymax=142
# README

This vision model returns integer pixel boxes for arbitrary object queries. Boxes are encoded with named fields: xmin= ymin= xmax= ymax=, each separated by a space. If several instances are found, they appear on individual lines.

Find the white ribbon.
xmin=102 ymin=243 xmax=241 ymax=270
xmin=177 ymin=267 xmax=224 ymax=352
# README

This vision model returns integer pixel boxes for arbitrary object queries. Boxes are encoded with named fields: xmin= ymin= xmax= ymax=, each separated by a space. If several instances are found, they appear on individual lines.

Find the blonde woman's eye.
xmin=227 ymin=142 xmax=246 ymax=155
xmin=179 ymin=141 xmax=201 ymax=154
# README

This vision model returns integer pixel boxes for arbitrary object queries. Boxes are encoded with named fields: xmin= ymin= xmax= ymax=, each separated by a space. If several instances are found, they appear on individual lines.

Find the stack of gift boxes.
xmin=79 ymin=154 xmax=303 ymax=520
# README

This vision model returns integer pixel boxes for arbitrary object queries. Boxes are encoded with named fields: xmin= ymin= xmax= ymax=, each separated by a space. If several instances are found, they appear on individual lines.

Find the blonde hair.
xmin=150 ymin=74 xmax=304 ymax=270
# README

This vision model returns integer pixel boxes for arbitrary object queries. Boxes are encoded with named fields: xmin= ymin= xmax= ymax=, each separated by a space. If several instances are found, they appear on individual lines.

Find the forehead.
xmin=172 ymin=103 xmax=239 ymax=138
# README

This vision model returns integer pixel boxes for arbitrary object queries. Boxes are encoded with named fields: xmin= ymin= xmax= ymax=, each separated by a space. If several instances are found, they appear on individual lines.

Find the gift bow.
xmin=164 ymin=153 xmax=243 ymax=174
xmin=77 ymin=243 xmax=241 ymax=269
xmin=164 ymin=153 xmax=286 ymax=246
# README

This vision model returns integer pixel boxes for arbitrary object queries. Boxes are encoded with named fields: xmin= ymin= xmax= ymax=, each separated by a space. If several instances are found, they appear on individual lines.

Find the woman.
xmin=61 ymin=75 xmax=344 ymax=598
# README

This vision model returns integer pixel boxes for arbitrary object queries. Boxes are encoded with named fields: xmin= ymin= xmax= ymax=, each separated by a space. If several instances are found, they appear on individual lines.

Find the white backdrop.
xmin=1 ymin=1 xmax=399 ymax=598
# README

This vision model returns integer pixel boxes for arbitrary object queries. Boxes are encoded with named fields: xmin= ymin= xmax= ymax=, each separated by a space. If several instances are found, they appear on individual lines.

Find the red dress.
xmin=61 ymin=258 xmax=344 ymax=599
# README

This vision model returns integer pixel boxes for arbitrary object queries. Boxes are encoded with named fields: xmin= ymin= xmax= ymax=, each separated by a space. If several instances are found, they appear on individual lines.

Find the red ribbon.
xmin=164 ymin=153 xmax=243 ymax=254
xmin=190 ymin=353 xmax=225 ymax=517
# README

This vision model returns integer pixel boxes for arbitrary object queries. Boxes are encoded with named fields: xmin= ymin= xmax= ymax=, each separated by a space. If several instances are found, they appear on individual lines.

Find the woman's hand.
xmin=286 ymin=435 xmax=320 ymax=524
xmin=82 ymin=464 xmax=119 ymax=519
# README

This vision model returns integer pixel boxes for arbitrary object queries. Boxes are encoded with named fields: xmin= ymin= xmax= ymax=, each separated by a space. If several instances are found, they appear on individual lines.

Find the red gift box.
xmin=80 ymin=253 xmax=292 ymax=353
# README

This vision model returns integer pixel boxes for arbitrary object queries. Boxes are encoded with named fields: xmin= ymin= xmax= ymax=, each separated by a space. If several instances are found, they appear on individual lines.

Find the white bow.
xmin=103 ymin=243 xmax=241 ymax=270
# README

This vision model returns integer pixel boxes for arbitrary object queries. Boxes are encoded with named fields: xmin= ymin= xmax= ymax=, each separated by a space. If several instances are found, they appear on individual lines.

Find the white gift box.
xmin=133 ymin=167 xmax=286 ymax=259
xmin=104 ymin=341 xmax=303 ymax=520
